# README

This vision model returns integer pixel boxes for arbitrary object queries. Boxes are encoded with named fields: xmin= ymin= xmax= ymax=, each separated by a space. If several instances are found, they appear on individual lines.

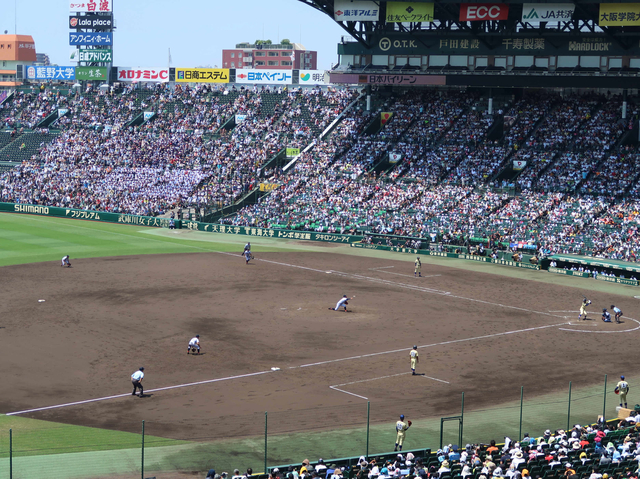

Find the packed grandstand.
xmin=1 ymin=84 xmax=640 ymax=263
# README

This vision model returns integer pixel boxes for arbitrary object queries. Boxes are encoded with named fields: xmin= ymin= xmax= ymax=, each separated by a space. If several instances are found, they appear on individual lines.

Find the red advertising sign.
xmin=460 ymin=3 xmax=509 ymax=21
xmin=117 ymin=68 xmax=169 ymax=83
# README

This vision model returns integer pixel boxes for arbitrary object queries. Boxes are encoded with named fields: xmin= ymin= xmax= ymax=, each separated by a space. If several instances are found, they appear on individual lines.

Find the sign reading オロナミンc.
xmin=117 ymin=68 xmax=170 ymax=83
xmin=175 ymin=68 xmax=229 ymax=83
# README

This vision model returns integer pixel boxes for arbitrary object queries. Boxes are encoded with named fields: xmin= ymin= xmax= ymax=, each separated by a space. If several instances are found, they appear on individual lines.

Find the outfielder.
xmin=188 ymin=335 xmax=200 ymax=355
xmin=410 ymin=345 xmax=419 ymax=375
xmin=61 ymin=255 xmax=71 ymax=267
xmin=394 ymin=414 xmax=411 ymax=451
xmin=579 ymin=297 xmax=591 ymax=320
xmin=131 ymin=367 xmax=144 ymax=397
xmin=611 ymin=305 xmax=623 ymax=323
xmin=616 ymin=376 xmax=630 ymax=408
xmin=414 ymin=257 xmax=422 ymax=277
xmin=334 ymin=295 xmax=352 ymax=312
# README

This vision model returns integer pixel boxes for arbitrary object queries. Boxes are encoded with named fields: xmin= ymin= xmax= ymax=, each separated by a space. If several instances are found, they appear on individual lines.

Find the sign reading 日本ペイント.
xmin=235 ymin=70 xmax=293 ymax=84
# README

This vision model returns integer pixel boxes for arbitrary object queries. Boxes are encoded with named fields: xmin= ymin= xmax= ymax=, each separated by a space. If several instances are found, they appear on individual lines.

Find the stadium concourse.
xmin=2 ymin=85 xmax=640 ymax=262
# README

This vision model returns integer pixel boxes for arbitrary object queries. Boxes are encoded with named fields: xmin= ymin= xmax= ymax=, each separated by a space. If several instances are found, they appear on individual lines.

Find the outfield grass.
xmin=0 ymin=211 xmax=636 ymax=478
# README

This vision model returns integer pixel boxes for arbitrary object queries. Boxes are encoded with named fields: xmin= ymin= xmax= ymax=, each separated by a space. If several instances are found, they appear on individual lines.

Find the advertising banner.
xmin=69 ymin=0 xmax=112 ymax=12
xmin=69 ymin=14 xmax=113 ymax=29
xmin=76 ymin=66 xmax=108 ymax=80
xmin=513 ymin=160 xmax=527 ymax=170
xmin=175 ymin=68 xmax=229 ymax=83
xmin=285 ymin=148 xmax=300 ymax=158
xmin=236 ymin=70 xmax=293 ymax=84
xmin=298 ymin=70 xmax=326 ymax=85
xmin=26 ymin=66 xmax=76 ymax=80
xmin=334 ymin=0 xmax=380 ymax=21
xmin=389 ymin=152 xmax=402 ymax=163
xmin=58 ymin=109 xmax=69 ymax=118
xmin=259 ymin=183 xmax=279 ymax=192
xmin=117 ymin=67 xmax=170 ymax=82
xmin=386 ymin=2 xmax=434 ymax=22
xmin=235 ymin=114 xmax=247 ymax=123
xmin=69 ymin=32 xmax=113 ymax=46
xmin=460 ymin=3 xmax=509 ymax=21
xmin=599 ymin=3 xmax=640 ymax=26
xmin=381 ymin=112 xmax=393 ymax=126
xmin=330 ymin=72 xmax=446 ymax=85
xmin=78 ymin=49 xmax=112 ymax=62
xmin=143 ymin=112 xmax=154 ymax=121
xmin=522 ymin=4 xmax=574 ymax=22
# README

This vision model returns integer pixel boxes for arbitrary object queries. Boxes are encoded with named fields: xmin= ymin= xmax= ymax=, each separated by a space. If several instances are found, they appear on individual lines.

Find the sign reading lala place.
xmin=69 ymin=14 xmax=113 ymax=29
xmin=459 ymin=3 xmax=509 ymax=21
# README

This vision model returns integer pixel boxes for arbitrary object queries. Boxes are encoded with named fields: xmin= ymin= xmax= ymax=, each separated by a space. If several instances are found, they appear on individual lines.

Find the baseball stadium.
xmin=2 ymin=0 xmax=640 ymax=478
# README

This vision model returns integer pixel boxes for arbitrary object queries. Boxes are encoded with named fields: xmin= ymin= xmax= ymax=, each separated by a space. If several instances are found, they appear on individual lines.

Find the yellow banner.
xmin=599 ymin=3 xmax=640 ymax=25
xmin=175 ymin=68 xmax=230 ymax=83
xmin=285 ymin=148 xmax=300 ymax=158
xmin=386 ymin=2 xmax=434 ymax=22
xmin=381 ymin=112 xmax=393 ymax=126
xmin=259 ymin=183 xmax=279 ymax=192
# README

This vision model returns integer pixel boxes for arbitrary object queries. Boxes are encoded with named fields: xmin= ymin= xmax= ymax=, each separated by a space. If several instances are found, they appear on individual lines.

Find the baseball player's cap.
xmin=603 ymin=308 xmax=607 ymax=312
xmin=400 ymin=414 xmax=404 ymax=419
xmin=139 ymin=367 xmax=144 ymax=371
xmin=196 ymin=334 xmax=200 ymax=337
xmin=621 ymin=375 xmax=625 ymax=380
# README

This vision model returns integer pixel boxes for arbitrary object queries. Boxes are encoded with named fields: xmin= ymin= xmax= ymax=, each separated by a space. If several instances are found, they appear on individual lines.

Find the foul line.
xmin=329 ymin=387 xmax=368 ymax=400
xmin=378 ymin=270 xmax=442 ymax=279
xmin=5 ymin=370 xmax=272 ymax=416
xmin=369 ymin=266 xmax=395 ymax=270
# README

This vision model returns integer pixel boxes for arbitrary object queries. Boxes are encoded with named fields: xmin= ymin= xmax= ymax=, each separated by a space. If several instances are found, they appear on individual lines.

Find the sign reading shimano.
xmin=521 ymin=3 xmax=575 ymax=22
xmin=235 ymin=70 xmax=292 ymax=84
xmin=69 ymin=32 xmax=112 ymax=46
xmin=26 ymin=66 xmax=76 ymax=80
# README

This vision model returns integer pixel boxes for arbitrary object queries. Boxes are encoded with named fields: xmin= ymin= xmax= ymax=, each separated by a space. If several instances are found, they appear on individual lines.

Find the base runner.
xmin=410 ymin=345 xmax=419 ymax=375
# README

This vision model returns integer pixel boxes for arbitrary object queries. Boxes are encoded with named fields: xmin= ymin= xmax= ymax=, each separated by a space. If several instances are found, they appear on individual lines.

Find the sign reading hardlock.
xmin=69 ymin=14 xmax=113 ymax=30
xmin=460 ymin=3 xmax=509 ymax=21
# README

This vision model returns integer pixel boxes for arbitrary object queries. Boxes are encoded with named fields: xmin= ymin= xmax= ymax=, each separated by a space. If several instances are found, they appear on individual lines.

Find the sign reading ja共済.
xmin=599 ymin=3 xmax=640 ymax=25
xmin=175 ymin=68 xmax=229 ymax=83
xmin=521 ymin=4 xmax=575 ymax=23
xmin=69 ymin=32 xmax=112 ymax=46
xmin=26 ymin=66 xmax=76 ymax=80
xmin=69 ymin=0 xmax=112 ymax=12
xmin=236 ymin=70 xmax=292 ymax=84
xmin=117 ymin=68 xmax=170 ymax=83
xmin=333 ymin=0 xmax=379 ymax=21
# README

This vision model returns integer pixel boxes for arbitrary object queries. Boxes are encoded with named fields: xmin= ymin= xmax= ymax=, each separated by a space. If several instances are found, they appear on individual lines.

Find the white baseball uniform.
xmin=335 ymin=297 xmax=349 ymax=310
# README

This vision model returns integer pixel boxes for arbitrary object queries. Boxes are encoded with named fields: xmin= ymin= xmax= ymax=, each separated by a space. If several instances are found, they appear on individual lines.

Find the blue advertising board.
xmin=25 ymin=66 xmax=76 ymax=80
xmin=69 ymin=32 xmax=112 ymax=46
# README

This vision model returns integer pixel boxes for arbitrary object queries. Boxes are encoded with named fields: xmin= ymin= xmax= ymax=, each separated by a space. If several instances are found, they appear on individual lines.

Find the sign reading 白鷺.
xmin=69 ymin=0 xmax=112 ymax=12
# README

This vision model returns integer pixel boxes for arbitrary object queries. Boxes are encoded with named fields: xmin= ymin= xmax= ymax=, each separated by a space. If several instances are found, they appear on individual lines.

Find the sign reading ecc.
xmin=460 ymin=3 xmax=509 ymax=21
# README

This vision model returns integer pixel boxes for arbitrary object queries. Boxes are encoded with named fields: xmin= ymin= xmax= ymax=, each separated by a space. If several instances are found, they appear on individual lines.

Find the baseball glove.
xmin=615 ymin=388 xmax=620 ymax=395
xmin=251 ymin=254 xmax=255 ymax=259
xmin=408 ymin=420 xmax=412 ymax=426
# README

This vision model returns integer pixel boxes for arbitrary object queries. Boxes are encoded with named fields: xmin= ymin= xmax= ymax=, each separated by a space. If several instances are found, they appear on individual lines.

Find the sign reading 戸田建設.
xmin=175 ymin=68 xmax=229 ymax=83
xmin=75 ymin=66 xmax=108 ymax=80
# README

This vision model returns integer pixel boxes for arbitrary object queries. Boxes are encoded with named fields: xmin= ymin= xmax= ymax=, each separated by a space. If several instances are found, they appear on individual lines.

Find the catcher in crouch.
xmin=579 ymin=297 xmax=592 ymax=320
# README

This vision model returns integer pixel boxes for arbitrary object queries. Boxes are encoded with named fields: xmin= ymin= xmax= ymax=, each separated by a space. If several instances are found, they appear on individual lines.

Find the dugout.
xmin=542 ymin=254 xmax=640 ymax=284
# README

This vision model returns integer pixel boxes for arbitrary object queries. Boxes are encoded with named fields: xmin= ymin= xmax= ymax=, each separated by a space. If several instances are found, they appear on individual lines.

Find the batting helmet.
xmin=413 ymin=345 xmax=417 ymax=350
xmin=603 ymin=308 xmax=607 ymax=312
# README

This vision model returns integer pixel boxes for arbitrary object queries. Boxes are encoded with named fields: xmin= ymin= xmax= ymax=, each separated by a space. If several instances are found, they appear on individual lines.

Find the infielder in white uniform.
xmin=61 ymin=255 xmax=71 ymax=267
xmin=188 ymin=335 xmax=200 ymax=355
xmin=334 ymin=295 xmax=352 ymax=312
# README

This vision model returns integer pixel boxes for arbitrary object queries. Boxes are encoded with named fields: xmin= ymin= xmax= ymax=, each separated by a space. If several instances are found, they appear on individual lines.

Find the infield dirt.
xmin=1 ymin=251 xmax=638 ymax=440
